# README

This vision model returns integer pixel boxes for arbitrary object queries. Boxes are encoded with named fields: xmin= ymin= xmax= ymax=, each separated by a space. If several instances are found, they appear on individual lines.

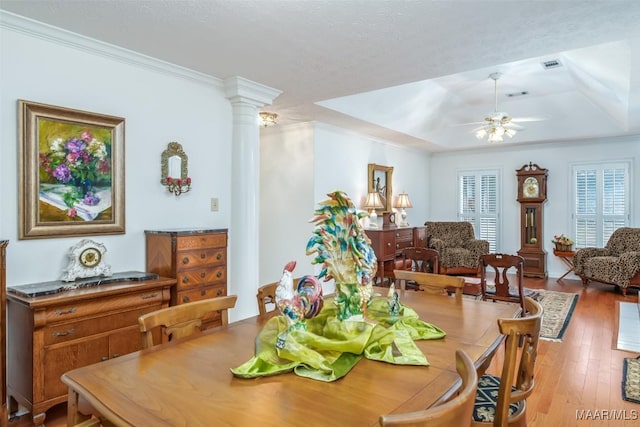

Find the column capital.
xmin=223 ymin=76 xmax=282 ymax=107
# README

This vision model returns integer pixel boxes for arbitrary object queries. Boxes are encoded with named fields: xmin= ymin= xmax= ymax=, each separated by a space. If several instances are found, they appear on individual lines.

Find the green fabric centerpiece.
xmin=231 ymin=296 xmax=446 ymax=382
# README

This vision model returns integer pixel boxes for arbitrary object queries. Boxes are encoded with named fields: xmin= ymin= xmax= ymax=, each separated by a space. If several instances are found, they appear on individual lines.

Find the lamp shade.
xmin=395 ymin=193 xmax=412 ymax=209
xmin=363 ymin=192 xmax=383 ymax=209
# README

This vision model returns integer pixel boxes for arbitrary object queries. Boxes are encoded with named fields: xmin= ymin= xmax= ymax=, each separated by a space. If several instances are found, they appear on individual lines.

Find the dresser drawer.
xmin=396 ymin=239 xmax=415 ymax=253
xmin=176 ymin=265 xmax=226 ymax=290
xmin=43 ymin=305 xmax=161 ymax=346
xmin=177 ymin=247 xmax=226 ymax=269
xmin=44 ymin=289 xmax=165 ymax=324
xmin=177 ymin=233 xmax=226 ymax=250
xmin=394 ymin=228 xmax=414 ymax=242
xmin=176 ymin=284 xmax=225 ymax=305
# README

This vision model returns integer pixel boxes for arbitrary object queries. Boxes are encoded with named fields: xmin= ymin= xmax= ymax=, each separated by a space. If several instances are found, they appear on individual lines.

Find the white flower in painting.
xmin=87 ymin=138 xmax=107 ymax=160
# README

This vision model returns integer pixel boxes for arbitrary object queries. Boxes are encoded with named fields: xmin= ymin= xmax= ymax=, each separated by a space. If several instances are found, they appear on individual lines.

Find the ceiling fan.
xmin=468 ymin=72 xmax=545 ymax=143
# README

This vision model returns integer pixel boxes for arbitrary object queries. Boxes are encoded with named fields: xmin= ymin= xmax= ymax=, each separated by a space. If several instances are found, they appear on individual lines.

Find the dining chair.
xmin=393 ymin=270 xmax=464 ymax=298
xmin=480 ymin=254 xmax=526 ymax=314
xmin=138 ymin=294 xmax=238 ymax=349
xmin=471 ymin=296 xmax=543 ymax=427
xmin=256 ymin=278 xmax=301 ymax=316
xmin=402 ymin=247 xmax=440 ymax=274
xmin=379 ymin=349 xmax=478 ymax=426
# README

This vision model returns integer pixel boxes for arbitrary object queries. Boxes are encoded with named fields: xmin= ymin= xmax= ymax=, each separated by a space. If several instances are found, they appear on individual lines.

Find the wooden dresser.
xmin=365 ymin=226 xmax=427 ymax=283
xmin=6 ymin=275 xmax=174 ymax=427
xmin=145 ymin=229 xmax=228 ymax=323
xmin=1 ymin=240 xmax=7 ymax=427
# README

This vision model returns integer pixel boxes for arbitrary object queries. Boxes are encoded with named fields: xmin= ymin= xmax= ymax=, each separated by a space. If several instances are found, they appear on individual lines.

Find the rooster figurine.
xmin=275 ymin=261 xmax=324 ymax=332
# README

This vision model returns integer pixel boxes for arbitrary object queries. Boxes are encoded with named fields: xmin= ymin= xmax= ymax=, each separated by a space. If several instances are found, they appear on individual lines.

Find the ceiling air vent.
xmin=541 ymin=59 xmax=562 ymax=69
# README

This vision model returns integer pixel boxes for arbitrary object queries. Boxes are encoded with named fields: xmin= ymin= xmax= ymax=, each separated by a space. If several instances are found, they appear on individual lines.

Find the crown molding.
xmin=0 ymin=10 xmax=222 ymax=89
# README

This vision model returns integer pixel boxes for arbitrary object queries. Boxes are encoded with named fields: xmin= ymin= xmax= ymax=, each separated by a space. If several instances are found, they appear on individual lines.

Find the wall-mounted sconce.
xmin=259 ymin=111 xmax=278 ymax=127
xmin=161 ymin=142 xmax=191 ymax=196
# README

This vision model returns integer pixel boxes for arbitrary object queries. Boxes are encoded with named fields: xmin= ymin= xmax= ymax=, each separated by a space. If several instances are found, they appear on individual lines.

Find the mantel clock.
xmin=516 ymin=162 xmax=548 ymax=278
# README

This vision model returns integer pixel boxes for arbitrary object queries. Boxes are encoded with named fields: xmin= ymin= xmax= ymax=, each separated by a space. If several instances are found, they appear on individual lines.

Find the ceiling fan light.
xmin=475 ymin=129 xmax=487 ymax=139
xmin=505 ymin=128 xmax=517 ymax=138
xmin=488 ymin=132 xmax=503 ymax=143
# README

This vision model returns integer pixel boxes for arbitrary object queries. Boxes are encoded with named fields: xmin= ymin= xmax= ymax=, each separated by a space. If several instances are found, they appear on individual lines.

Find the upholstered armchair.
xmin=573 ymin=227 xmax=640 ymax=296
xmin=424 ymin=221 xmax=490 ymax=276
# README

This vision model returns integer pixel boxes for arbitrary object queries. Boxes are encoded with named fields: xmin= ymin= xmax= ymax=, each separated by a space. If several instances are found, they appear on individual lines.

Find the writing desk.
xmin=63 ymin=289 xmax=520 ymax=427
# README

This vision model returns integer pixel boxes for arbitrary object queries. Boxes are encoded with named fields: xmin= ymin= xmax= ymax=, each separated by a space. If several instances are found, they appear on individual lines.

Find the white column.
xmin=224 ymin=77 xmax=281 ymax=321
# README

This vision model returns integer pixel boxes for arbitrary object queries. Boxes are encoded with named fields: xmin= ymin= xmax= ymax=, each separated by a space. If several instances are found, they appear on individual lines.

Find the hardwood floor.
xmin=9 ymin=277 xmax=640 ymax=426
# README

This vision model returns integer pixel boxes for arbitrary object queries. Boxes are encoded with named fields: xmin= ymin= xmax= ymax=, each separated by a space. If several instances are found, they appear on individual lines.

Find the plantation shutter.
xmin=573 ymin=162 xmax=629 ymax=248
xmin=458 ymin=170 xmax=499 ymax=252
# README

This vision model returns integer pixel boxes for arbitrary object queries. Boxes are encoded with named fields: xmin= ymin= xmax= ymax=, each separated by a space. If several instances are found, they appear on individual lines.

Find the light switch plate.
xmin=210 ymin=198 xmax=219 ymax=212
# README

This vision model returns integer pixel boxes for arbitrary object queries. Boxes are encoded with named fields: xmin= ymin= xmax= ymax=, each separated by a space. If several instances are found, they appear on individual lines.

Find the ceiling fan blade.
xmin=510 ymin=116 xmax=548 ymax=123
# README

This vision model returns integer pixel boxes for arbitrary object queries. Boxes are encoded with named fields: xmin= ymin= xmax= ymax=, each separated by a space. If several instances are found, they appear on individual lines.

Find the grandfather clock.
xmin=516 ymin=163 xmax=548 ymax=278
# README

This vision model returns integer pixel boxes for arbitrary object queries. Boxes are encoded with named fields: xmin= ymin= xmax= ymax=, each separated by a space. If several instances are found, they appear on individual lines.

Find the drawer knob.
xmin=216 ymin=271 xmax=222 ymax=278
xmin=101 ymin=356 xmax=109 ymax=361
xmin=182 ymin=295 xmax=190 ymax=303
xmin=396 ymin=233 xmax=400 ymax=237
xmin=386 ymin=243 xmax=391 ymax=247
xmin=216 ymin=289 xmax=223 ymax=296
xmin=141 ymin=292 xmax=159 ymax=299
xmin=55 ymin=307 xmax=76 ymax=316
xmin=200 ymin=272 xmax=206 ymax=278
xmin=52 ymin=328 xmax=74 ymax=337
xmin=182 ymin=277 xmax=190 ymax=284
xmin=182 ymin=257 xmax=189 ymax=265
xmin=216 ymin=253 xmax=222 ymax=260
xmin=112 ymin=353 xmax=120 ymax=358
xmin=200 ymin=253 xmax=206 ymax=259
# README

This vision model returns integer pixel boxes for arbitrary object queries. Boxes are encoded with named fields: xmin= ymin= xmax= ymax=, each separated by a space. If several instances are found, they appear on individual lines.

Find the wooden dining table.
xmin=62 ymin=287 xmax=520 ymax=427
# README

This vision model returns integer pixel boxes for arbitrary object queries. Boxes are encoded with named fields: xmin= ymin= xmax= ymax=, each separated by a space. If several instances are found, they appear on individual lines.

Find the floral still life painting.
xmin=39 ymin=124 xmax=113 ymax=221
xmin=231 ymin=190 xmax=446 ymax=382
xmin=19 ymin=100 xmax=125 ymax=239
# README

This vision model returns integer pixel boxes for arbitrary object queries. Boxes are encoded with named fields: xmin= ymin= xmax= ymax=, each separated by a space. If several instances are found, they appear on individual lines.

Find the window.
xmin=458 ymin=170 xmax=500 ymax=252
xmin=573 ymin=162 xmax=630 ymax=248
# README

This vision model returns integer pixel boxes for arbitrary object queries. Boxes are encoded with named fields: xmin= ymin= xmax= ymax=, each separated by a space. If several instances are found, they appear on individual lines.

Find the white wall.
xmin=430 ymin=136 xmax=640 ymax=278
xmin=1 ymin=14 xmax=232 ymax=286
xmin=259 ymin=123 xmax=316 ymax=284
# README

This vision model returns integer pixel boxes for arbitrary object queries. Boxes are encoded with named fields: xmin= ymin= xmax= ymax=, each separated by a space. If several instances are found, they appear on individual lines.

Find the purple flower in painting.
xmin=53 ymin=164 xmax=72 ymax=183
xmin=65 ymin=138 xmax=86 ymax=153
xmin=82 ymin=191 xmax=100 ymax=206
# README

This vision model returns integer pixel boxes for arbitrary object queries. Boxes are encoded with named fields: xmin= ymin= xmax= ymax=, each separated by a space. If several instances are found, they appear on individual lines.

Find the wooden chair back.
xmin=138 ymin=295 xmax=237 ymax=349
xmin=393 ymin=270 xmax=464 ymax=298
xmin=380 ymin=349 xmax=478 ymax=426
xmin=493 ymin=296 xmax=543 ymax=426
xmin=480 ymin=253 xmax=526 ymax=313
xmin=256 ymin=278 xmax=301 ymax=316
xmin=402 ymin=247 xmax=440 ymax=274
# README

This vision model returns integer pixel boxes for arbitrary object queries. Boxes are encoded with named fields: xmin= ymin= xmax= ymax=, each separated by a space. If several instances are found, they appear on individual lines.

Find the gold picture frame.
xmin=18 ymin=100 xmax=125 ymax=239
xmin=368 ymin=163 xmax=394 ymax=213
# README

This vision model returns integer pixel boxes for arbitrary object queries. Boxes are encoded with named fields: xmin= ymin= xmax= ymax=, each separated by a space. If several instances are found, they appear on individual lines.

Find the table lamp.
xmin=363 ymin=192 xmax=384 ymax=228
xmin=394 ymin=193 xmax=412 ymax=227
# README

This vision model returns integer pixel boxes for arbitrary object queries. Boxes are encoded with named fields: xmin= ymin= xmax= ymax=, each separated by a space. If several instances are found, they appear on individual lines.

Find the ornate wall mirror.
xmin=161 ymin=142 xmax=191 ymax=195
xmin=368 ymin=163 xmax=393 ymax=213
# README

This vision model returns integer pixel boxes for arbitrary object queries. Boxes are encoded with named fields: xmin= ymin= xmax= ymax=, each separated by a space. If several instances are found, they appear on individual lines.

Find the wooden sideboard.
xmin=145 ymin=229 xmax=228 ymax=326
xmin=365 ymin=226 xmax=427 ymax=283
xmin=1 ymin=240 xmax=7 ymax=427
xmin=6 ymin=276 xmax=175 ymax=427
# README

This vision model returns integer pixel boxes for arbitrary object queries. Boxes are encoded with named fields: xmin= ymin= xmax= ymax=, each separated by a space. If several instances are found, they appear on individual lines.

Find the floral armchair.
xmin=573 ymin=227 xmax=640 ymax=296
xmin=424 ymin=221 xmax=490 ymax=276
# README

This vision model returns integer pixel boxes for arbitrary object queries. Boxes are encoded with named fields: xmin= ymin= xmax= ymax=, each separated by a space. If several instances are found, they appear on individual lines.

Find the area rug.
xmin=478 ymin=287 xmax=579 ymax=342
xmin=533 ymin=289 xmax=579 ymax=342
xmin=622 ymin=357 xmax=640 ymax=404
